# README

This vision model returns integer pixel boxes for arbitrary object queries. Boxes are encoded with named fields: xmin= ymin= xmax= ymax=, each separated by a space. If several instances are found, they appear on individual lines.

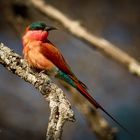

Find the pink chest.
xmin=24 ymin=30 xmax=48 ymax=42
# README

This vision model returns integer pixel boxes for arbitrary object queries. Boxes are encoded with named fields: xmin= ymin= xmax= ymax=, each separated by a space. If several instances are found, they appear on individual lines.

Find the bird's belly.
xmin=27 ymin=49 xmax=55 ymax=70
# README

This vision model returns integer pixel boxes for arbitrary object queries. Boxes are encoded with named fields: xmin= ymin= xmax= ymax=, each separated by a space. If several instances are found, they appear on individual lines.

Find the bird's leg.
xmin=39 ymin=70 xmax=46 ymax=74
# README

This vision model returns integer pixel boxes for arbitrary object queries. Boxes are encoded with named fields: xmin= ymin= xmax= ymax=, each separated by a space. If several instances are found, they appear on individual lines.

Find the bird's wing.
xmin=41 ymin=40 xmax=74 ymax=76
xmin=40 ymin=41 xmax=130 ymax=133
xmin=40 ymin=40 xmax=87 ymax=89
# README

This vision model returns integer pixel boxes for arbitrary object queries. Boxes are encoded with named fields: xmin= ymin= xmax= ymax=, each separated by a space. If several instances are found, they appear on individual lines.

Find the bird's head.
xmin=24 ymin=21 xmax=57 ymax=42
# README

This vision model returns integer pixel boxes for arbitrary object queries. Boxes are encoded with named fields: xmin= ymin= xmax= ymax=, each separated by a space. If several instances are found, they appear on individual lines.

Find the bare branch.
xmin=30 ymin=0 xmax=140 ymax=77
xmin=0 ymin=43 xmax=75 ymax=140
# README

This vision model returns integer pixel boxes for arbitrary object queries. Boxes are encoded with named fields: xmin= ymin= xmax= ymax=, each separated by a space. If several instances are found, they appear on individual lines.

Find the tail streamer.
xmin=77 ymin=83 xmax=131 ymax=134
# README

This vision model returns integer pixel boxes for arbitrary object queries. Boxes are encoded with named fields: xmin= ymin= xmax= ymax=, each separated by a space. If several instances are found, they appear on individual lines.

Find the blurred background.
xmin=0 ymin=0 xmax=140 ymax=140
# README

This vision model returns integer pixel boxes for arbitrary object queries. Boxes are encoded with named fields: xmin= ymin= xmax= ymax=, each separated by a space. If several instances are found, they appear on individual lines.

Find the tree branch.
xmin=0 ymin=43 xmax=75 ymax=140
xmin=30 ymin=0 xmax=140 ymax=77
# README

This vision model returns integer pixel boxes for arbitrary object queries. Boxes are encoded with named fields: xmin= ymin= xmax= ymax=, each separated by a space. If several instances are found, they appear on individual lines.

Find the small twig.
xmin=0 ymin=43 xmax=75 ymax=140
xmin=30 ymin=0 xmax=140 ymax=77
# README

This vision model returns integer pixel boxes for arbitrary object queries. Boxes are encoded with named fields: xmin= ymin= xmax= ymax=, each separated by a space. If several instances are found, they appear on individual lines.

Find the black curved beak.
xmin=44 ymin=26 xmax=57 ymax=31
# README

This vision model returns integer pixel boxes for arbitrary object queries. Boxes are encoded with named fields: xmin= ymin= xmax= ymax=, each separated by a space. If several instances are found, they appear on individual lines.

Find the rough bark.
xmin=0 ymin=43 xmax=75 ymax=140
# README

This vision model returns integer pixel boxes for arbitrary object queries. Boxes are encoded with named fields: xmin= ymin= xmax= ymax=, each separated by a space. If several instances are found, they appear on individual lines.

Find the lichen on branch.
xmin=0 ymin=43 xmax=75 ymax=140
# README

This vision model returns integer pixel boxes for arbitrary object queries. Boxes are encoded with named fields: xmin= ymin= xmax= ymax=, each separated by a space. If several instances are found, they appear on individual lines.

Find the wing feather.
xmin=40 ymin=40 xmax=75 ymax=76
xmin=40 ymin=40 xmax=88 ymax=89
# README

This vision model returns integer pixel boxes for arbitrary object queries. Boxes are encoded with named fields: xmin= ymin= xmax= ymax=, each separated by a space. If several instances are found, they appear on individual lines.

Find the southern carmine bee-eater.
xmin=22 ymin=21 xmax=129 ymax=133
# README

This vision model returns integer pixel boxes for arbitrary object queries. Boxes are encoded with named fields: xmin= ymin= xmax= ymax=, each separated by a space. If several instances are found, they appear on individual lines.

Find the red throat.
xmin=25 ymin=30 xmax=49 ymax=42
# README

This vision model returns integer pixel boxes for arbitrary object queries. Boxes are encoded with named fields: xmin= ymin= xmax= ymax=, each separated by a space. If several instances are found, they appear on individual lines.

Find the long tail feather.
xmin=56 ymin=70 xmax=131 ymax=134
xmin=76 ymin=83 xmax=131 ymax=134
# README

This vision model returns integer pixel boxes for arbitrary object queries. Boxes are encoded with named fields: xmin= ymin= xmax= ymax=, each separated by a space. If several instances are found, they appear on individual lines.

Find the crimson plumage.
xmin=22 ymin=21 xmax=130 ymax=133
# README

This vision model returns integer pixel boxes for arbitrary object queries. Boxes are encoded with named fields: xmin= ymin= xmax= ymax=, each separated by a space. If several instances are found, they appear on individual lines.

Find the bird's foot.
xmin=38 ymin=70 xmax=46 ymax=76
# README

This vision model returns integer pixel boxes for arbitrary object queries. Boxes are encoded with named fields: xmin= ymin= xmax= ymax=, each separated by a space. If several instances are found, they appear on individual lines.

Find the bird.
xmin=22 ymin=21 xmax=130 ymax=133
